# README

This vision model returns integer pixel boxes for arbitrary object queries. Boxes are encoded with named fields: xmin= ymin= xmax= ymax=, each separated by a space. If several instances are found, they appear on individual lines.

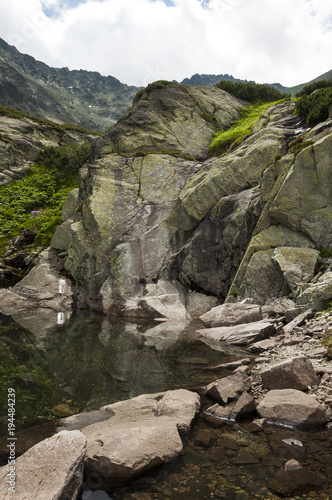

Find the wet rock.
xmin=205 ymin=372 xmax=251 ymax=404
xmin=199 ymin=302 xmax=262 ymax=328
xmin=198 ymin=320 xmax=275 ymax=346
xmin=257 ymin=389 xmax=327 ymax=429
xmin=0 ymin=430 xmax=86 ymax=499
xmin=230 ymin=453 xmax=259 ymax=465
xmin=268 ymin=459 xmax=325 ymax=495
xmin=261 ymin=356 xmax=320 ymax=391
xmin=64 ymin=389 xmax=200 ymax=489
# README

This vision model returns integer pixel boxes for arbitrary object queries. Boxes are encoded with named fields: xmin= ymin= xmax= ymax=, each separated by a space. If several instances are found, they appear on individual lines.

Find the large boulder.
xmin=94 ymin=83 xmax=244 ymax=160
xmin=261 ymin=356 xmax=320 ymax=391
xmin=257 ymin=389 xmax=327 ymax=429
xmin=198 ymin=320 xmax=275 ymax=346
xmin=61 ymin=390 xmax=200 ymax=489
xmin=200 ymin=302 xmax=262 ymax=328
xmin=0 ymin=430 xmax=86 ymax=499
xmin=0 ymin=248 xmax=73 ymax=314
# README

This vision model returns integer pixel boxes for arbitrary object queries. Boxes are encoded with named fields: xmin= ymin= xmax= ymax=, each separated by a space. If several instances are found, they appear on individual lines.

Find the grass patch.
xmin=209 ymin=102 xmax=272 ymax=156
xmin=0 ymin=143 xmax=90 ymax=253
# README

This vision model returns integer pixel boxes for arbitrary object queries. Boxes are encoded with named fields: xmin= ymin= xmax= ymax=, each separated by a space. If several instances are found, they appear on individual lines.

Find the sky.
xmin=0 ymin=0 xmax=331 ymax=87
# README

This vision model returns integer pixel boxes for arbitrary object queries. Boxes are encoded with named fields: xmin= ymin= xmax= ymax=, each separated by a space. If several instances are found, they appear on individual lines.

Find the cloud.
xmin=0 ymin=0 xmax=331 ymax=86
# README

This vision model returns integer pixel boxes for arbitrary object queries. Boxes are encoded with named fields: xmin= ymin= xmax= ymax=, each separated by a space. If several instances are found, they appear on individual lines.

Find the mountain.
xmin=181 ymin=70 xmax=332 ymax=96
xmin=180 ymin=73 xmax=254 ymax=86
xmin=0 ymin=38 xmax=140 ymax=132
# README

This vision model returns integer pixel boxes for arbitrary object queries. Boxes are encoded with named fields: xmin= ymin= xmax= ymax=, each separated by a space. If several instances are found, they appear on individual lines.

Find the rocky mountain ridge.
xmin=0 ymin=38 xmax=140 ymax=132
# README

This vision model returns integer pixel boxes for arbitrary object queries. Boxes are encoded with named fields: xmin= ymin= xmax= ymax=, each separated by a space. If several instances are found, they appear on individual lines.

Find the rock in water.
xmin=257 ymin=389 xmax=327 ymax=429
xmin=0 ymin=430 xmax=86 ymax=499
xmin=268 ymin=459 xmax=325 ymax=495
xmin=61 ymin=389 xmax=200 ymax=489
xmin=261 ymin=356 xmax=320 ymax=391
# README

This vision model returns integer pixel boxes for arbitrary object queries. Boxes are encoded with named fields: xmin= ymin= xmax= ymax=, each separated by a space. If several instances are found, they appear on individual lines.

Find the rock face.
xmin=261 ymin=356 xmax=320 ymax=391
xmin=53 ymin=95 xmax=301 ymax=317
xmin=200 ymin=302 xmax=262 ymax=328
xmin=0 ymin=430 xmax=86 ymax=499
xmin=61 ymin=389 xmax=200 ymax=489
xmin=257 ymin=389 xmax=327 ymax=429
xmin=227 ymin=132 xmax=332 ymax=305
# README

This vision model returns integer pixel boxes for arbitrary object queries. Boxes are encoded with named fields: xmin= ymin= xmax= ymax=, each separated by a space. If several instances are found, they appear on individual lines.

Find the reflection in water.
xmin=0 ymin=310 xmax=246 ymax=440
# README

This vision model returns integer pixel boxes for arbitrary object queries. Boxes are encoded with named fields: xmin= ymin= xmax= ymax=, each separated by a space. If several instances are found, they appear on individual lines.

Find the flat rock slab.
xmin=199 ymin=302 xmax=262 ymax=328
xmin=261 ymin=356 xmax=320 ymax=391
xmin=198 ymin=320 xmax=275 ymax=346
xmin=248 ymin=338 xmax=277 ymax=353
xmin=0 ymin=430 xmax=86 ymax=499
xmin=257 ymin=389 xmax=327 ymax=429
xmin=61 ymin=389 xmax=200 ymax=489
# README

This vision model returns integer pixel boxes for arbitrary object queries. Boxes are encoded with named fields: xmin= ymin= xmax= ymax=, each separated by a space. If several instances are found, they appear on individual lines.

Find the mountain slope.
xmin=0 ymin=38 xmax=140 ymax=132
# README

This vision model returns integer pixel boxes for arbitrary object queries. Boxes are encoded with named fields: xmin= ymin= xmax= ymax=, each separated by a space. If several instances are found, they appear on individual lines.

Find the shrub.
xmin=295 ymin=86 xmax=332 ymax=127
xmin=215 ymin=80 xmax=289 ymax=103
xmin=0 ymin=143 xmax=90 ymax=251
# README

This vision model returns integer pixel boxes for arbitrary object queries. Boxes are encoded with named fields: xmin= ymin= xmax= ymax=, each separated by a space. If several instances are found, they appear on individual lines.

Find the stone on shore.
xmin=261 ymin=356 xmax=320 ymax=391
xmin=257 ymin=389 xmax=327 ymax=429
xmin=62 ymin=389 xmax=200 ymax=490
xmin=205 ymin=372 xmax=251 ymax=404
xmin=199 ymin=302 xmax=262 ymax=328
xmin=0 ymin=430 xmax=86 ymax=500
xmin=198 ymin=320 xmax=275 ymax=346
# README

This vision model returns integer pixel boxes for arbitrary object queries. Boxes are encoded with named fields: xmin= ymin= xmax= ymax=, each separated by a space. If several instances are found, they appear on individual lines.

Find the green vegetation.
xmin=296 ymin=79 xmax=332 ymax=97
xmin=215 ymin=80 xmax=289 ymax=103
xmin=0 ymin=105 xmax=100 ymax=136
xmin=132 ymin=80 xmax=178 ymax=104
xmin=209 ymin=102 xmax=272 ymax=156
xmin=295 ymin=80 xmax=332 ymax=126
xmin=289 ymin=139 xmax=314 ymax=156
xmin=0 ymin=143 xmax=90 ymax=252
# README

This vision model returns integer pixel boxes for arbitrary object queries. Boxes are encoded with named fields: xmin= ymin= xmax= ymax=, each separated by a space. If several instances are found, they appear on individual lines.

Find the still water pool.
xmin=0 ymin=310 xmax=331 ymax=499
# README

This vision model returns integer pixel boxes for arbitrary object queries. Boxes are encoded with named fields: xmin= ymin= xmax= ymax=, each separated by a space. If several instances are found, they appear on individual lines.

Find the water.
xmin=0 ymin=310 xmax=331 ymax=499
